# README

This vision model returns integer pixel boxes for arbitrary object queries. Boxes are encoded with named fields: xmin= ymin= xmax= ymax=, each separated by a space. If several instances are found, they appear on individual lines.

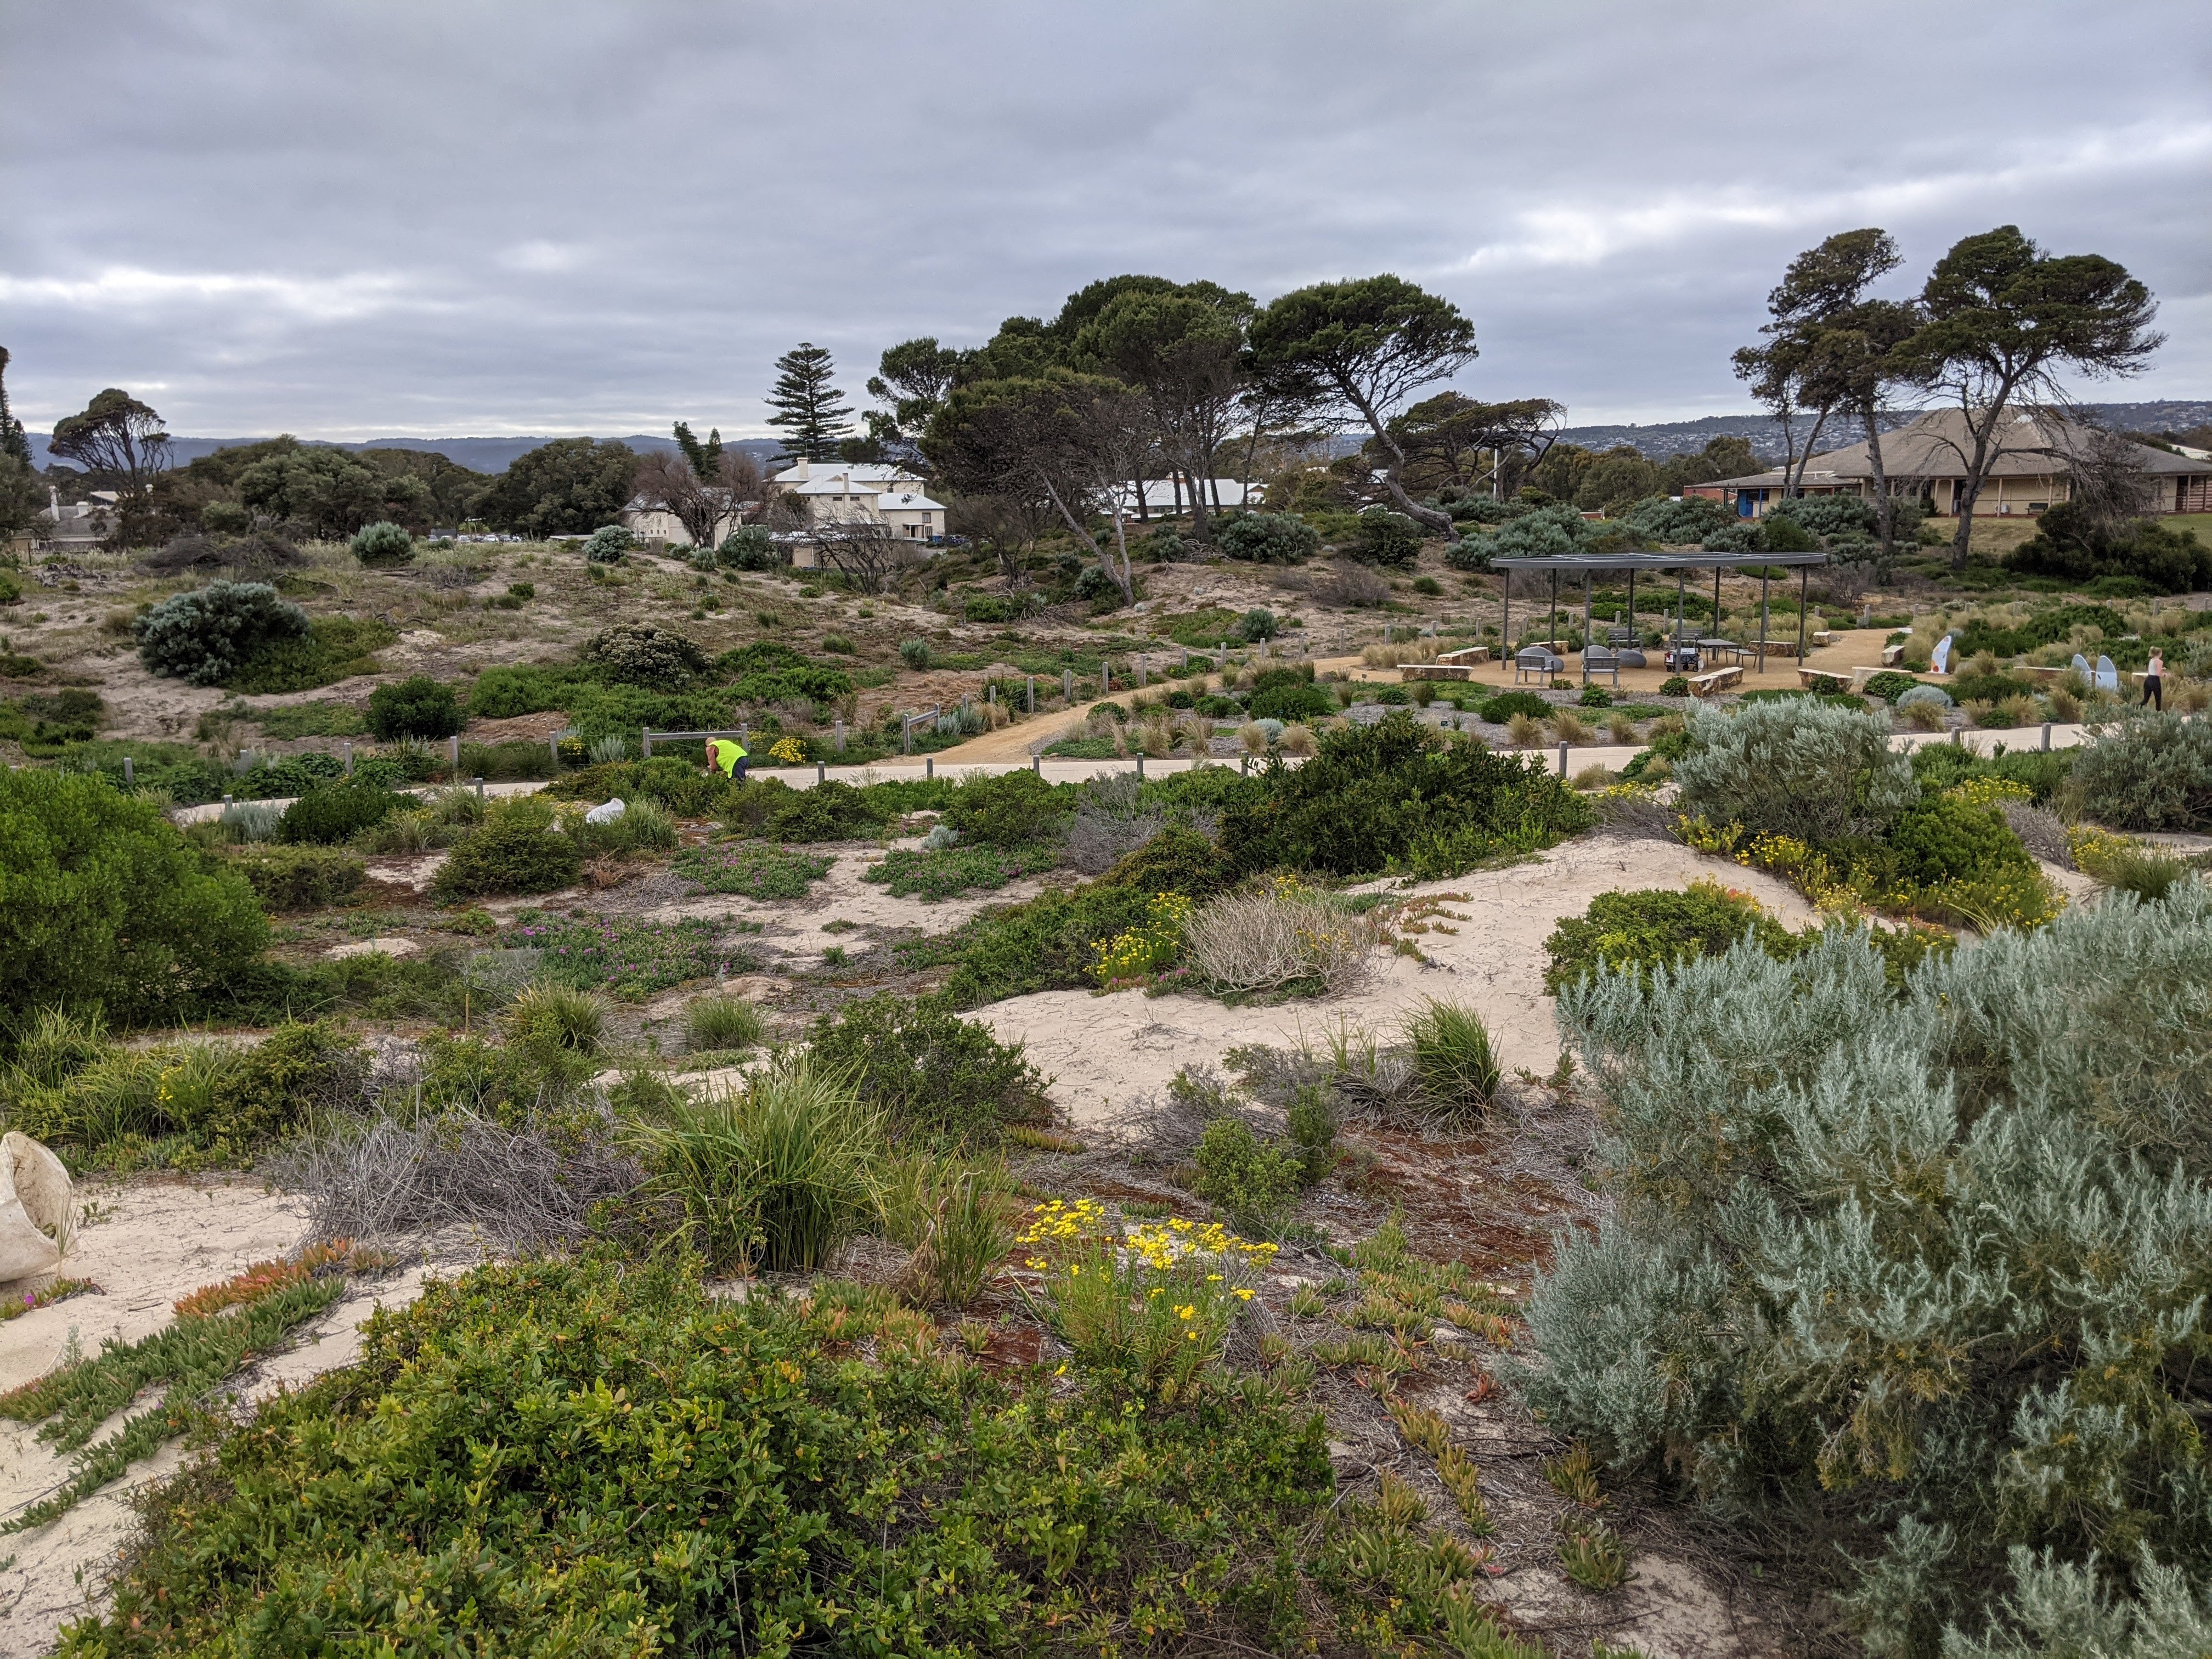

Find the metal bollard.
xmin=1026 ymin=676 xmax=1034 ymax=713
xmin=1239 ymin=755 xmax=1249 ymax=776
xmin=1557 ymin=742 xmax=1568 ymax=777
xmin=1136 ymin=753 xmax=1145 ymax=780
xmin=816 ymin=761 xmax=826 ymax=785
xmin=926 ymin=757 xmax=933 ymax=779
xmin=1063 ymin=669 xmax=1073 ymax=702
xmin=223 ymin=793 xmax=234 ymax=807
xmin=342 ymin=741 xmax=352 ymax=776
xmin=123 ymin=755 xmax=134 ymax=786
xmin=475 ymin=776 xmax=485 ymax=803
xmin=1031 ymin=755 xmax=1041 ymax=775
xmin=1953 ymin=726 xmax=1963 ymax=747
xmin=2041 ymin=722 xmax=2051 ymax=751
xmin=449 ymin=735 xmax=460 ymax=771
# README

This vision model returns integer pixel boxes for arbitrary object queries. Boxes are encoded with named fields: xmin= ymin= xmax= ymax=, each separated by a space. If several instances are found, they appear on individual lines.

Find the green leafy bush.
xmin=1517 ymin=893 xmax=2212 ymax=1651
xmin=226 ymin=616 xmax=397 ymax=695
xmin=1907 ymin=741 xmax=2072 ymax=803
xmin=366 ymin=674 xmax=464 ymax=740
xmin=2004 ymin=502 xmax=2212 ymax=594
xmin=943 ymin=768 xmax=1069 ymax=848
xmin=899 ymin=637 xmax=933 ymax=669
xmin=1861 ymin=669 xmax=1925 ymax=704
xmin=1240 ymin=606 xmax=1279 ymax=641
xmin=348 ymin=520 xmax=415 ymax=566
xmin=1219 ymin=710 xmax=1592 ymax=879
xmin=1885 ymin=794 xmax=2036 ymax=888
xmin=276 ymin=779 xmax=404 ymax=844
xmin=1192 ymin=1117 xmax=1305 ymax=1235
xmin=733 ymin=777 xmax=888 ymax=841
xmin=1657 ymin=674 xmax=1691 ymax=697
xmin=582 ymin=523 xmax=632 ymax=562
xmin=806 ymin=993 xmax=1048 ymax=1145
xmin=1351 ymin=510 xmax=1422 ymax=566
xmin=673 ymin=842 xmax=833 ymax=899
xmin=1674 ymin=697 xmax=1918 ymax=843
xmin=1542 ymin=881 xmax=1800 ymax=993
xmin=431 ymin=799 xmax=583 ymax=898
xmin=1950 ymin=600 xmax=2126 ymax=661
xmin=717 ymin=525 xmax=778 ymax=569
xmin=2067 ymin=710 xmax=2212 ymax=830
xmin=1216 ymin=511 xmax=1320 ymax=564
xmin=225 ymin=844 xmax=365 ymax=911
xmin=864 ymin=842 xmax=1053 ymax=900
xmin=1475 ymin=690 xmax=1551 ymax=724
xmin=1248 ymin=676 xmax=1335 ymax=722
xmin=134 ymin=581 xmax=310 ymax=687
xmin=583 ymin=622 xmax=707 ymax=689
xmin=0 ymin=770 xmax=266 ymax=1020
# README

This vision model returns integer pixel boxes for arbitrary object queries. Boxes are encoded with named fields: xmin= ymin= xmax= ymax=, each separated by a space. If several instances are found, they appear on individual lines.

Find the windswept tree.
xmin=1074 ymin=281 xmax=1252 ymax=541
xmin=1898 ymin=225 xmax=2162 ymax=567
xmin=864 ymin=338 xmax=966 ymax=460
xmin=0 ymin=347 xmax=32 ymax=468
xmin=1381 ymin=392 xmax=1562 ymax=498
xmin=1247 ymin=275 xmax=1478 ymax=538
xmin=0 ymin=347 xmax=35 ymax=535
xmin=672 ymin=420 xmax=724 ymax=480
xmin=49 ymin=387 xmax=172 ymax=504
xmin=765 ymin=343 xmax=855 ymax=461
xmin=926 ymin=370 xmax=1156 ymax=607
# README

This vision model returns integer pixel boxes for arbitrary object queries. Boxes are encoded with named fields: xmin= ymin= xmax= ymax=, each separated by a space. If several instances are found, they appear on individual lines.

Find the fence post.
xmin=926 ymin=757 xmax=934 ymax=779
xmin=1137 ymin=753 xmax=1145 ymax=780
xmin=1239 ymin=755 xmax=1248 ymax=776
xmin=1557 ymin=741 xmax=1568 ymax=777
xmin=1103 ymin=661 xmax=1111 ymax=692
xmin=1026 ymin=676 xmax=1034 ymax=713
xmin=474 ymin=776 xmax=485 ymax=804
xmin=642 ymin=730 xmax=654 ymax=758
xmin=1063 ymin=669 xmax=1073 ymax=703
xmin=988 ymin=684 xmax=995 ymax=706
xmin=2041 ymin=722 xmax=2052 ymax=751
xmin=1032 ymin=754 xmax=1041 ymax=775
xmin=123 ymin=755 xmax=134 ymax=786
xmin=1181 ymin=647 xmax=1189 ymax=669
xmin=342 ymin=741 xmax=352 ymax=776
xmin=816 ymin=760 xmax=826 ymax=785
xmin=1137 ymin=658 xmax=1146 ymax=687
xmin=223 ymin=793 xmax=233 ymax=806
xmin=449 ymin=735 xmax=461 ymax=772
xmin=834 ymin=718 xmax=846 ymax=752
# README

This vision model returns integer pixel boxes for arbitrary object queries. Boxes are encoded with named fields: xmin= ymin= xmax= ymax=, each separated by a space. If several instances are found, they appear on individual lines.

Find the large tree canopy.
xmin=475 ymin=438 xmax=639 ymax=537
xmin=764 ymin=343 xmax=854 ymax=462
xmin=1248 ymin=275 xmax=1478 ymax=535
xmin=49 ymin=387 xmax=172 ymax=501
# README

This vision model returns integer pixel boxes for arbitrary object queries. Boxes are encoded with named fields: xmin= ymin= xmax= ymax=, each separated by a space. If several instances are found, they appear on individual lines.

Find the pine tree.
xmin=0 ymin=347 xmax=32 ymax=468
xmin=764 ymin=343 xmax=854 ymax=461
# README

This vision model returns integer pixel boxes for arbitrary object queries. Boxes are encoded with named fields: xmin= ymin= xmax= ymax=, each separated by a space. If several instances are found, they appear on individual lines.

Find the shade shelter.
xmin=1489 ymin=550 xmax=1829 ymax=682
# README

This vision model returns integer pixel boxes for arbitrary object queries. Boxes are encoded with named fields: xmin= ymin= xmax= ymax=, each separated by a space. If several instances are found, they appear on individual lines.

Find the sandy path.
xmin=0 ymin=1179 xmax=445 ymax=1657
xmin=981 ymin=833 xmax=1818 ymax=1135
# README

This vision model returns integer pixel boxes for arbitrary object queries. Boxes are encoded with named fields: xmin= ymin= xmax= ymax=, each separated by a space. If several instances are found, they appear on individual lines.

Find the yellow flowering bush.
xmin=1089 ymin=890 xmax=1193 ymax=989
xmin=1946 ymin=774 xmax=2033 ymax=809
xmin=766 ymin=736 xmax=808 ymax=766
xmin=1017 ymin=1199 xmax=1276 ymax=1399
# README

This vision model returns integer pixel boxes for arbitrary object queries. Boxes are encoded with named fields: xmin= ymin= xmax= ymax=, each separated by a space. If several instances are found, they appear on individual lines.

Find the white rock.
xmin=325 ymin=936 xmax=420 ymax=960
xmin=584 ymin=798 xmax=627 ymax=825
xmin=0 ymin=1131 xmax=74 ymax=1284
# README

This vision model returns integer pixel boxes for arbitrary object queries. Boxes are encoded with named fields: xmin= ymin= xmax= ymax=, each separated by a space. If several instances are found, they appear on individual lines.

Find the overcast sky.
xmin=4 ymin=1 xmax=2208 ymax=441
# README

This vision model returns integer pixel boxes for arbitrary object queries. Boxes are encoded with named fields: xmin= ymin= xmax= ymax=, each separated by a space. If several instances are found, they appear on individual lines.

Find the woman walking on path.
xmin=2143 ymin=649 xmax=2165 ymax=711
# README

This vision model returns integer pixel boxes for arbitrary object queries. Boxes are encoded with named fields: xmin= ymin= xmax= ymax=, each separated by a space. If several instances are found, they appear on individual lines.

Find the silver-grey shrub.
xmin=2064 ymin=709 xmax=2212 ymax=831
xmin=134 ymin=580 xmax=311 ymax=686
xmin=1508 ymin=888 xmax=2212 ymax=1654
xmin=1673 ymin=695 xmax=1916 ymax=842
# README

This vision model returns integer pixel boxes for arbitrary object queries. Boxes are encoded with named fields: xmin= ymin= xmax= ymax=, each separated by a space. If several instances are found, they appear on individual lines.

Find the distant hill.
xmin=25 ymin=431 xmax=788 ymax=475
xmin=1557 ymin=400 xmax=2212 ymax=461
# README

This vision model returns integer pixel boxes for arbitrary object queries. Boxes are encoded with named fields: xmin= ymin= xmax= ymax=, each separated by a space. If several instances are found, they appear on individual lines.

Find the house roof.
xmin=875 ymin=491 xmax=944 ymax=512
xmin=1708 ymin=408 xmax=2212 ymax=489
xmin=772 ymin=460 xmax=921 ymax=486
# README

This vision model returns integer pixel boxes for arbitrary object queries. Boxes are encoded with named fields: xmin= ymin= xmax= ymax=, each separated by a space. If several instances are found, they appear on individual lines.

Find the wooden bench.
xmin=1687 ymin=666 xmax=1742 ymax=696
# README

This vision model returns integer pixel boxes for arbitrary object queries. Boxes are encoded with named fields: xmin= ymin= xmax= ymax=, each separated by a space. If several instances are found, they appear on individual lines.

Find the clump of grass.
xmin=1549 ymin=709 xmax=1592 ymax=745
xmin=1401 ymin=998 xmax=1501 ymax=1121
xmin=505 ymin=980 xmax=609 ymax=1052
xmin=1900 ymin=698 xmax=1948 ymax=732
xmin=631 ymin=1058 xmax=879 ymax=1272
xmin=1505 ymin=712 xmax=1542 ymax=748
xmin=2079 ymin=839 xmax=2199 ymax=904
xmin=685 ymin=992 xmax=765 ymax=1053
xmin=1004 ymin=1124 xmax=1084 ymax=1153
xmin=881 ymin=1154 xmax=1017 ymax=1309
xmin=1606 ymin=712 xmax=1638 ymax=744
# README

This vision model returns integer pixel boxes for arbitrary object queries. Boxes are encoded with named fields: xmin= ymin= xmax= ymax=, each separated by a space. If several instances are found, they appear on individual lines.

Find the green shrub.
xmin=432 ymin=799 xmax=583 ymax=898
xmin=1885 ymin=794 xmax=2035 ymax=888
xmin=1192 ymin=1117 xmax=1305 ymax=1235
xmin=0 ymin=770 xmax=266 ymax=1020
xmin=503 ymin=980 xmax=608 ymax=1053
xmin=943 ymin=768 xmax=1068 ymax=848
xmin=2079 ymin=842 xmax=2200 ymax=905
xmin=1352 ymin=510 xmax=1422 ymax=567
xmin=185 ymin=1019 xmax=360 ymax=1163
xmin=1543 ymin=882 xmax=1801 ymax=993
xmin=226 ymin=616 xmax=397 ymax=694
xmin=583 ymin=622 xmax=707 ymax=689
xmin=2004 ymin=502 xmax=2212 ymax=594
xmin=348 ymin=520 xmax=415 ymax=567
xmin=673 ymin=842 xmax=832 ymax=898
xmin=742 ymin=777 xmax=888 ymax=841
xmin=1577 ymin=684 xmax=1612 ymax=707
xmin=963 ymin=593 xmax=1017 ymax=623
xmin=1674 ymin=697 xmax=1917 ymax=843
xmin=806 ymin=994 xmax=1048 ymax=1146
xmin=2067 ymin=710 xmax=2212 ymax=830
xmin=1518 ymin=894 xmax=2212 ymax=1649
xmin=864 ymin=842 xmax=1054 ymax=900
xmin=134 ymin=581 xmax=310 ymax=687
xmin=1657 ymin=674 xmax=1691 ymax=697
xmin=717 ymin=525 xmax=778 ymax=569
xmin=1219 ymin=710 xmax=1592 ymax=879
xmin=1286 ymin=1084 xmax=1337 ymax=1186
xmin=1240 ymin=606 xmax=1279 ymax=641
xmin=583 ymin=524 xmax=632 ymax=562
xmin=225 ymin=844 xmax=365 ymax=911
xmin=1476 ymin=690 xmax=1551 ymax=724
xmin=1861 ymin=669 xmax=1925 ymax=704
xmin=633 ymin=1057 xmax=879 ymax=1270
xmin=1216 ymin=511 xmax=1320 ymax=564
xmin=899 ymin=637 xmax=933 ymax=669
xmin=276 ymin=779 xmax=403 ymax=844
xmin=366 ymin=674 xmax=464 ymax=740
xmin=1248 ymin=680 xmax=1336 ymax=722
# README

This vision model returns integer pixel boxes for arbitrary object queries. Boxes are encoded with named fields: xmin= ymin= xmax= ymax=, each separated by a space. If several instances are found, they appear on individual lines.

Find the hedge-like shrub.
xmin=1674 ymin=697 xmax=1917 ymax=843
xmin=225 ymin=616 xmax=398 ymax=695
xmin=0 ymin=768 xmax=266 ymax=1017
xmin=366 ymin=674 xmax=465 ymax=740
xmin=583 ymin=623 xmax=708 ymax=689
xmin=805 ymin=993 xmax=1048 ymax=1144
xmin=349 ymin=521 xmax=416 ymax=567
xmin=942 ymin=769 xmax=1068 ymax=849
xmin=278 ymin=781 xmax=404 ymax=845
xmin=1350 ymin=510 xmax=1421 ymax=567
xmin=2067 ymin=710 xmax=2212 ymax=831
xmin=431 ymin=798 xmax=583 ymax=898
xmin=1518 ymin=894 xmax=2212 ymax=1650
xmin=1216 ymin=512 xmax=1319 ymax=565
xmin=583 ymin=524 xmax=633 ymax=563
xmin=1542 ymin=881 xmax=1801 ymax=993
xmin=227 ymin=844 xmax=366 ymax=911
xmin=134 ymin=581 xmax=311 ymax=687
xmin=1220 ymin=709 xmax=1592 ymax=879
xmin=1248 ymin=680 xmax=1335 ymax=723
xmin=1861 ymin=670 xmax=1924 ymax=704
xmin=717 ymin=526 xmax=779 ymax=569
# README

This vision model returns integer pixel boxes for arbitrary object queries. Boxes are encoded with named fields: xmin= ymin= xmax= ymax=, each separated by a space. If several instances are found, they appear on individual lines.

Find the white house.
xmin=772 ymin=458 xmax=947 ymax=541
xmin=1108 ymin=478 xmax=1265 ymax=516
xmin=617 ymin=493 xmax=756 ymax=548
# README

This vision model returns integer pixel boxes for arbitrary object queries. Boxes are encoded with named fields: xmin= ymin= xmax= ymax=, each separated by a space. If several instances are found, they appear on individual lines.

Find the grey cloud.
xmin=2 ymin=0 xmax=2205 ymax=438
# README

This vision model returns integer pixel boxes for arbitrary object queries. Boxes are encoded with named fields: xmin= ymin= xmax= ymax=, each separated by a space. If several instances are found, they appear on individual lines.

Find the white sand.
xmin=981 ymin=833 xmax=1815 ymax=1133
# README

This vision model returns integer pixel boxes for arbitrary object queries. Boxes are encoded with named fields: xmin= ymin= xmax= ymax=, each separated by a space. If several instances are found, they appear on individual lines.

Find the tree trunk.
xmin=1187 ymin=466 xmax=1211 ymax=543
xmin=1862 ymin=402 xmax=1896 ymax=583
xmin=1343 ymin=386 xmax=1455 ymax=538
xmin=1786 ymin=405 xmax=1833 ymax=496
